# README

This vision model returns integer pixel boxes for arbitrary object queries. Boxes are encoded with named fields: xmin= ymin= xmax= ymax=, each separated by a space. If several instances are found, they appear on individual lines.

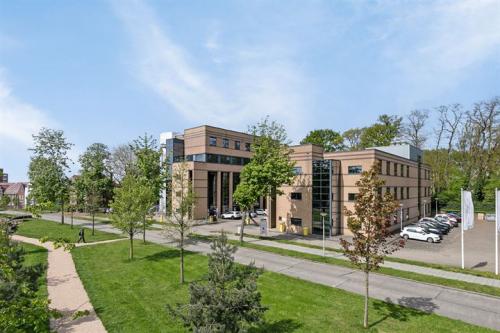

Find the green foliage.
xmin=0 ymin=195 xmax=10 ymax=210
xmin=0 ymin=224 xmax=55 ymax=332
xmin=300 ymin=129 xmax=345 ymax=152
xmin=233 ymin=181 xmax=259 ymax=243
xmin=359 ymin=114 xmax=403 ymax=148
xmin=242 ymin=118 xmax=296 ymax=198
xmin=111 ymin=173 xmax=154 ymax=259
xmin=169 ymin=233 xmax=266 ymax=332
xmin=342 ymin=127 xmax=365 ymax=151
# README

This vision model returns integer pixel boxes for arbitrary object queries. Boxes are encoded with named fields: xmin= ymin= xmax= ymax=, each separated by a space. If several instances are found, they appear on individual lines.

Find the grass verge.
xmin=16 ymin=218 xmax=124 ymax=243
xmin=192 ymin=234 xmax=500 ymax=298
xmin=241 ymin=233 xmax=500 ymax=281
xmin=71 ymin=240 xmax=493 ymax=333
xmin=19 ymin=242 xmax=48 ymax=298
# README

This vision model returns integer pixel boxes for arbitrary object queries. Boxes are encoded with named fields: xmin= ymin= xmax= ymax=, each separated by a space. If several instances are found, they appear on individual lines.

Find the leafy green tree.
xmin=0 ymin=223 xmax=57 ymax=332
xmin=131 ymin=134 xmax=167 ymax=242
xmin=359 ymin=114 xmax=403 ymax=148
xmin=340 ymin=164 xmax=403 ymax=328
xmin=111 ymin=174 xmax=154 ymax=259
xmin=242 ymin=118 xmax=296 ymax=226
xmin=169 ymin=232 xmax=266 ymax=332
xmin=28 ymin=128 xmax=73 ymax=224
xmin=165 ymin=161 xmax=195 ymax=283
xmin=300 ymin=129 xmax=345 ymax=152
xmin=78 ymin=143 xmax=114 ymax=235
xmin=233 ymin=181 xmax=259 ymax=244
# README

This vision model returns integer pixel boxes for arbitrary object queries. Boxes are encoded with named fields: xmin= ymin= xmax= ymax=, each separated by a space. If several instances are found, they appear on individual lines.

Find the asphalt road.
xmin=13 ymin=212 xmax=500 ymax=331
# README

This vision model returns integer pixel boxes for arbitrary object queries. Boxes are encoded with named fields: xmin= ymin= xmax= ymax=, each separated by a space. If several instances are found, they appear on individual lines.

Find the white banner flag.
xmin=496 ymin=189 xmax=500 ymax=233
xmin=463 ymin=190 xmax=474 ymax=231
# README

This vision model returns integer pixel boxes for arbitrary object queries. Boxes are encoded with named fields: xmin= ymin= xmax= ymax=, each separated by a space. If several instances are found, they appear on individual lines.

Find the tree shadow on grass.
xmin=141 ymin=249 xmax=196 ymax=262
xmin=371 ymin=297 xmax=438 ymax=328
xmin=249 ymin=319 xmax=302 ymax=333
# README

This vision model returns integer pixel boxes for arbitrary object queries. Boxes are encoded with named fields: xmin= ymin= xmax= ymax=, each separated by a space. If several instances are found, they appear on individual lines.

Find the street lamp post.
xmin=399 ymin=203 xmax=404 ymax=231
xmin=320 ymin=212 xmax=328 ymax=257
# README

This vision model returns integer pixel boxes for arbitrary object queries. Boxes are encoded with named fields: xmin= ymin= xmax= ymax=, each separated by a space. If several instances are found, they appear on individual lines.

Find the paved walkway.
xmin=8 ymin=211 xmax=500 ymax=331
xmin=13 ymin=235 xmax=107 ymax=333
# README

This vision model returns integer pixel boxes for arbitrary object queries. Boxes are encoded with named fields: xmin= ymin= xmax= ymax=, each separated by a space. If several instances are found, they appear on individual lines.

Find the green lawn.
xmin=16 ymin=218 xmax=124 ymax=243
xmin=19 ymin=242 xmax=48 ymax=298
xmin=71 ymin=241 xmax=493 ymax=333
xmin=192 ymin=234 xmax=500 ymax=298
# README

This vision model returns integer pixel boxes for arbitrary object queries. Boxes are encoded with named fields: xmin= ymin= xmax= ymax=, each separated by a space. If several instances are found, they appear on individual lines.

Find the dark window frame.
xmin=291 ymin=192 xmax=302 ymax=200
xmin=209 ymin=136 xmax=217 ymax=146
xmin=234 ymin=140 xmax=241 ymax=150
xmin=222 ymin=138 xmax=229 ymax=148
xmin=348 ymin=193 xmax=358 ymax=201
xmin=347 ymin=165 xmax=362 ymax=175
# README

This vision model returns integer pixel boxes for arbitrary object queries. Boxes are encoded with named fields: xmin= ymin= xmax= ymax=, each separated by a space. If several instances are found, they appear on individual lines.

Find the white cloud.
xmin=0 ymin=71 xmax=53 ymax=149
xmin=111 ymin=0 xmax=311 ymax=140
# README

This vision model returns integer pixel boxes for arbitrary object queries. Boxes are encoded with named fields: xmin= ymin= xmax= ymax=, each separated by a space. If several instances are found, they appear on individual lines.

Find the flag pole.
xmin=461 ymin=188 xmax=464 ymax=269
xmin=496 ymin=188 xmax=498 ymax=275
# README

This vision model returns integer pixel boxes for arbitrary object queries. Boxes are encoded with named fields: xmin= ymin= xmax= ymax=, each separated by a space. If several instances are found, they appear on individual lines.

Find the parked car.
xmin=413 ymin=223 xmax=444 ymax=239
xmin=437 ymin=213 xmax=457 ymax=223
xmin=446 ymin=212 xmax=461 ymax=223
xmin=255 ymin=209 xmax=267 ymax=216
xmin=485 ymin=213 xmax=495 ymax=222
xmin=400 ymin=226 xmax=441 ymax=243
xmin=221 ymin=211 xmax=242 ymax=219
xmin=420 ymin=217 xmax=450 ymax=231
xmin=249 ymin=212 xmax=257 ymax=218
xmin=434 ymin=214 xmax=457 ymax=227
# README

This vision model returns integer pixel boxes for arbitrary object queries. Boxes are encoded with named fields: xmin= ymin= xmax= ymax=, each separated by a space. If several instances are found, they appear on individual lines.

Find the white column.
xmin=461 ymin=188 xmax=465 ymax=269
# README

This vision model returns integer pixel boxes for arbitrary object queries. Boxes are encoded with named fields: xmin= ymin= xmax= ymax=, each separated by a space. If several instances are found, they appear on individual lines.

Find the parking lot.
xmin=394 ymin=219 xmax=500 ymax=272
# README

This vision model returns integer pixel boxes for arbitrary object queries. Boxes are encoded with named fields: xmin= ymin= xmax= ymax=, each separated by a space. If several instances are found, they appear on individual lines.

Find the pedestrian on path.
xmin=77 ymin=228 xmax=86 ymax=243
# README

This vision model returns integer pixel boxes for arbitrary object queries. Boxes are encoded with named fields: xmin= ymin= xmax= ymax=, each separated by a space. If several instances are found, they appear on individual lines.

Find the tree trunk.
xmin=180 ymin=233 xmax=185 ymax=284
xmin=240 ymin=211 xmax=246 ymax=244
xmin=143 ymin=217 xmax=146 ymax=244
xmin=364 ymin=270 xmax=369 ymax=329
xmin=70 ymin=210 xmax=74 ymax=229
xmin=129 ymin=233 xmax=134 ymax=260
xmin=61 ymin=201 xmax=65 ymax=224
xmin=92 ymin=212 xmax=95 ymax=236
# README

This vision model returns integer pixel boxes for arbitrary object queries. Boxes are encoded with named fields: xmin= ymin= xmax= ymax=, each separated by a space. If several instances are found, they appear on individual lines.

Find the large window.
xmin=245 ymin=143 xmax=251 ymax=151
xmin=386 ymin=161 xmax=390 ymax=175
xmin=348 ymin=165 xmax=362 ymax=175
xmin=222 ymin=138 xmax=229 ymax=148
xmin=401 ymin=164 xmax=404 ymax=177
xmin=312 ymin=160 xmax=332 ymax=235
xmin=291 ymin=192 xmax=302 ymax=200
xmin=234 ymin=140 xmax=240 ymax=150
xmin=221 ymin=172 xmax=230 ymax=212
xmin=207 ymin=172 xmax=217 ymax=211
xmin=209 ymin=136 xmax=217 ymax=146
xmin=394 ymin=163 xmax=398 ymax=176
xmin=348 ymin=193 xmax=358 ymax=201
xmin=407 ymin=187 xmax=410 ymax=199
xmin=291 ymin=218 xmax=302 ymax=226
xmin=407 ymin=165 xmax=410 ymax=178
xmin=400 ymin=187 xmax=404 ymax=199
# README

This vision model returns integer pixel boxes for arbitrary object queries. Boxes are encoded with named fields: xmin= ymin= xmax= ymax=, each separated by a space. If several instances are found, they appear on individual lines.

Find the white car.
xmin=400 ymin=226 xmax=441 ymax=243
xmin=221 ymin=211 xmax=242 ymax=219
xmin=255 ymin=209 xmax=267 ymax=216
xmin=434 ymin=214 xmax=457 ymax=227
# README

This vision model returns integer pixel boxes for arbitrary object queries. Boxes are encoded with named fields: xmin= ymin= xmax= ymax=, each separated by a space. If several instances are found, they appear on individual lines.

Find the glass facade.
xmin=207 ymin=172 xmax=217 ymax=211
xmin=312 ymin=160 xmax=332 ymax=236
xmin=221 ymin=172 xmax=230 ymax=212
xmin=185 ymin=153 xmax=250 ymax=166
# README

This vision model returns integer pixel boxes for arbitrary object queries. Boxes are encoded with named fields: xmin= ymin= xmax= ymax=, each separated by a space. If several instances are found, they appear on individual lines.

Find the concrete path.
xmin=11 ymin=211 xmax=500 ymax=331
xmin=13 ymin=235 xmax=107 ymax=333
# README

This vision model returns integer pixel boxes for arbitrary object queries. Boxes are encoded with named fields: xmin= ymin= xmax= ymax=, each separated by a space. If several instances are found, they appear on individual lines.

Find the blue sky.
xmin=1 ymin=0 xmax=499 ymax=181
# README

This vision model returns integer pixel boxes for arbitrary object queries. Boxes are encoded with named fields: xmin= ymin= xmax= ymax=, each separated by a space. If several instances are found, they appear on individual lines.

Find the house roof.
xmin=3 ymin=183 xmax=26 ymax=195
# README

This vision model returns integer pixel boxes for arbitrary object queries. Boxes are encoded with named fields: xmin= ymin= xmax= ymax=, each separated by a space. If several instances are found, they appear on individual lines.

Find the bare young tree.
xmin=404 ymin=109 xmax=429 ymax=149
xmin=164 ymin=161 xmax=196 ymax=284
xmin=109 ymin=144 xmax=136 ymax=184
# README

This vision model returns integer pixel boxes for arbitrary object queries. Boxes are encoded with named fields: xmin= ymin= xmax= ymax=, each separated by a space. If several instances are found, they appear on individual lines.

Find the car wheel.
xmin=403 ymin=234 xmax=409 ymax=240
xmin=427 ymin=237 xmax=434 ymax=243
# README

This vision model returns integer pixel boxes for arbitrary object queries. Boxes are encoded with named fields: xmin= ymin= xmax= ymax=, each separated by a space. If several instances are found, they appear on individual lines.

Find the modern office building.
xmin=0 ymin=168 xmax=8 ymax=183
xmin=161 ymin=125 xmax=432 ymax=236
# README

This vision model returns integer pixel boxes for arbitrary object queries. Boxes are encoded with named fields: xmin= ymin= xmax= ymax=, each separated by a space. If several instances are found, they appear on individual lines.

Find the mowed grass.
xmin=19 ymin=242 xmax=48 ymax=298
xmin=16 ymin=218 xmax=124 ymax=243
xmin=71 ymin=241 xmax=494 ymax=333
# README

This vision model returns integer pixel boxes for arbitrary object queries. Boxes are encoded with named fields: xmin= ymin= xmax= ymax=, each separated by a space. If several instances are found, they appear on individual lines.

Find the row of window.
xmin=184 ymin=153 xmax=251 ymax=166
xmin=209 ymin=136 xmax=251 ymax=151
xmin=348 ymin=186 xmax=431 ymax=201
xmin=376 ymin=160 xmax=431 ymax=180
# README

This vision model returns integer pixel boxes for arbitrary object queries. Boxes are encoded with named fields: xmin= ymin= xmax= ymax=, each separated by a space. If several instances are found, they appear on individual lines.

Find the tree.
xmin=169 ymin=232 xmax=266 ymax=332
xmin=340 ymin=164 xmax=403 ymax=328
xmin=78 ymin=143 xmax=114 ymax=235
xmin=403 ymin=109 xmax=429 ymax=149
xmin=28 ymin=128 xmax=72 ymax=224
xmin=165 ymin=161 xmax=195 ymax=283
xmin=111 ymin=173 xmax=154 ymax=259
xmin=109 ymin=144 xmax=136 ymax=184
xmin=242 ymin=117 xmax=296 ymax=225
xmin=131 ymin=134 xmax=166 ymax=242
xmin=359 ymin=115 xmax=403 ymax=148
xmin=232 ymin=181 xmax=259 ymax=243
xmin=342 ymin=128 xmax=364 ymax=151
xmin=0 ymin=222 xmax=56 ymax=332
xmin=300 ymin=129 xmax=345 ymax=152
